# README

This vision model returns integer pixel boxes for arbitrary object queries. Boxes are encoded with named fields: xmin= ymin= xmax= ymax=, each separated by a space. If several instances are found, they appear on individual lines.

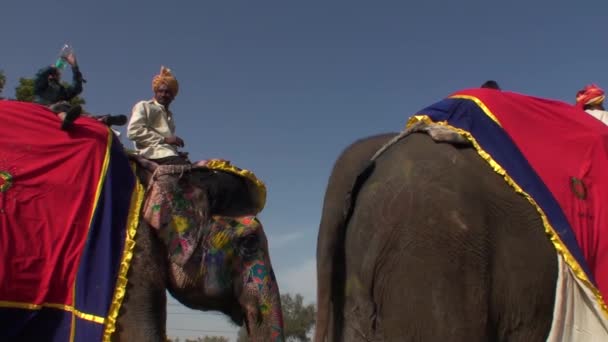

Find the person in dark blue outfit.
xmin=34 ymin=52 xmax=127 ymax=131
xmin=34 ymin=52 xmax=83 ymax=130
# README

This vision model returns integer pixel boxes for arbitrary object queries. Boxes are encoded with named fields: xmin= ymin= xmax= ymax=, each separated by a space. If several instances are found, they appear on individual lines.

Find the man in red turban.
xmin=575 ymin=84 xmax=608 ymax=125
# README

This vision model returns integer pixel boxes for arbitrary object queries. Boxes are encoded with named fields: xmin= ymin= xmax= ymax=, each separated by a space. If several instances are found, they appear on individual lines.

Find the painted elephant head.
xmin=139 ymin=161 xmax=284 ymax=342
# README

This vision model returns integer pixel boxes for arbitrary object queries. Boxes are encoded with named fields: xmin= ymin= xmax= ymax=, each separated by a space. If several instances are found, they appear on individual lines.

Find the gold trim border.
xmin=407 ymin=113 xmax=608 ymax=317
xmin=0 ymin=131 xmax=146 ymax=339
xmin=102 ymin=162 xmax=145 ymax=341
xmin=0 ymin=301 xmax=105 ymax=324
xmin=204 ymin=159 xmax=267 ymax=213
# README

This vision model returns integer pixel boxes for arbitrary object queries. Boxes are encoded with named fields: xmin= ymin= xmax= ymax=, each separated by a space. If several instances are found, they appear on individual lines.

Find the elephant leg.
xmin=316 ymin=133 xmax=399 ymax=342
xmin=112 ymin=222 xmax=169 ymax=342
xmin=490 ymin=230 xmax=557 ymax=342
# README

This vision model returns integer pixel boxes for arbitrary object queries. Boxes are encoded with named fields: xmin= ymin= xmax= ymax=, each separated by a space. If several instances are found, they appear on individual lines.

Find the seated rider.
xmin=33 ymin=53 xmax=83 ymax=130
xmin=127 ymin=66 xmax=189 ymax=165
xmin=575 ymin=84 xmax=608 ymax=126
xmin=33 ymin=52 xmax=127 ymax=130
xmin=481 ymin=80 xmax=501 ymax=90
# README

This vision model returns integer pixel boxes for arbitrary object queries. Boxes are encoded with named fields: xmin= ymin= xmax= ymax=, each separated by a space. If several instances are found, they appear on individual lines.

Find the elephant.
xmin=314 ymin=130 xmax=558 ymax=341
xmin=0 ymin=99 xmax=284 ymax=342
xmin=110 ymin=157 xmax=285 ymax=342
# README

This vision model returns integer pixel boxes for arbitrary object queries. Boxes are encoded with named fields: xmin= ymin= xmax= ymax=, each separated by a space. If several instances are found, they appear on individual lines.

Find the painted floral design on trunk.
xmin=204 ymin=216 xmax=285 ymax=342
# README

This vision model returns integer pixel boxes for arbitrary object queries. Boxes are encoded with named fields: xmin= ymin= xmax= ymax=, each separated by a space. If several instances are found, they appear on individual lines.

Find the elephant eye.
xmin=239 ymin=234 xmax=259 ymax=256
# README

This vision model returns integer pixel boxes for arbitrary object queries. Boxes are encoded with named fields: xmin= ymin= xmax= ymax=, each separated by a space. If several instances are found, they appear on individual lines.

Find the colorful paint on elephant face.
xmin=143 ymin=176 xmax=207 ymax=266
xmin=242 ymin=259 xmax=285 ymax=342
xmin=142 ymin=174 xmax=284 ymax=340
xmin=201 ymin=216 xmax=284 ymax=341
xmin=201 ymin=216 xmax=257 ymax=292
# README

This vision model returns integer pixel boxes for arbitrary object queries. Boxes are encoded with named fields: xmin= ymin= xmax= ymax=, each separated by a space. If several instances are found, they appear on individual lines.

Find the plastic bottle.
xmin=54 ymin=44 xmax=74 ymax=69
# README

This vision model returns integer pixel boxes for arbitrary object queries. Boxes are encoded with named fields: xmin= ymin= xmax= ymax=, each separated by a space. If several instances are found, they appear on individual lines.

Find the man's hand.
xmin=164 ymin=136 xmax=185 ymax=147
xmin=65 ymin=53 xmax=77 ymax=67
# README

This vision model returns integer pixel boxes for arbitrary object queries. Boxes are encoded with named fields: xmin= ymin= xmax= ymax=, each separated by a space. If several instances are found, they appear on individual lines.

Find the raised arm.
xmin=63 ymin=65 xmax=83 ymax=100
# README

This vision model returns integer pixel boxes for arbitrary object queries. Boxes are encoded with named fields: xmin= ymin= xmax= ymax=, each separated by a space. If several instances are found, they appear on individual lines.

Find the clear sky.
xmin=3 ymin=0 xmax=608 ymax=340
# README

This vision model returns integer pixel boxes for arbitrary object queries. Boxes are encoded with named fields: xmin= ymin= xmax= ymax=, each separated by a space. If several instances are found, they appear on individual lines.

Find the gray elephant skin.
xmin=315 ymin=132 xmax=557 ymax=342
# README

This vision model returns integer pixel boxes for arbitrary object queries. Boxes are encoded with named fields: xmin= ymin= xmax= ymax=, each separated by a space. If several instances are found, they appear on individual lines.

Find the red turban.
xmin=576 ymin=84 xmax=605 ymax=108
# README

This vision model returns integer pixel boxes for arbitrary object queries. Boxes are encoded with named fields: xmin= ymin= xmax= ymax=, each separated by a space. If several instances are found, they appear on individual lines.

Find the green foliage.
xmin=15 ymin=77 xmax=35 ymax=102
xmin=14 ymin=77 xmax=85 ymax=107
xmin=167 ymin=337 xmax=229 ymax=342
xmin=280 ymin=293 xmax=316 ymax=342
xmin=237 ymin=293 xmax=316 ymax=342
xmin=199 ymin=337 xmax=229 ymax=342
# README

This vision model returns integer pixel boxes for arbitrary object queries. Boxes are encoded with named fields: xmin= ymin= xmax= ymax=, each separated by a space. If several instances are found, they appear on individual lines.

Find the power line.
xmin=168 ymin=328 xmax=236 ymax=334
xmin=167 ymin=312 xmax=205 ymax=315
xmin=167 ymin=310 xmax=229 ymax=317
xmin=167 ymin=312 xmax=234 ymax=317
xmin=167 ymin=311 xmax=221 ymax=317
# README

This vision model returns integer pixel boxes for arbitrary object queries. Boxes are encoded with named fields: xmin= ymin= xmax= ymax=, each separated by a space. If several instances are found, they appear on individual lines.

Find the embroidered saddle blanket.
xmin=408 ymin=88 xmax=608 ymax=339
xmin=0 ymin=101 xmax=143 ymax=341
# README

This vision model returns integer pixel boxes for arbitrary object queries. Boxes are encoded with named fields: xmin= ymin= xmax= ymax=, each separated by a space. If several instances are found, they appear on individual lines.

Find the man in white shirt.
xmin=127 ymin=66 xmax=189 ymax=165
xmin=575 ymin=84 xmax=608 ymax=126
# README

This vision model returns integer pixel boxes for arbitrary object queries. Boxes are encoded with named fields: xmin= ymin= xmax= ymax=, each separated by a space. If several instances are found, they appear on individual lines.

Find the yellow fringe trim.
xmin=69 ymin=282 xmax=77 ymax=342
xmin=102 ymin=162 xmax=145 ymax=341
xmin=204 ymin=159 xmax=267 ymax=213
xmin=0 ymin=301 xmax=105 ymax=324
xmin=70 ymin=128 xmax=114 ymax=341
xmin=406 ymin=114 xmax=608 ymax=317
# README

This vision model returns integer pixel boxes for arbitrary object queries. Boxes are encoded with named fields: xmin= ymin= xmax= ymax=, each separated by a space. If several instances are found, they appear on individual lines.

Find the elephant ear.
xmin=142 ymin=173 xmax=209 ymax=266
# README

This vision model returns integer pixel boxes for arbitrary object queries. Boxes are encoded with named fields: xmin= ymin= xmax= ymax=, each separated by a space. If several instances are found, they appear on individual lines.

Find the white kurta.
xmin=127 ymin=99 xmax=179 ymax=159
xmin=585 ymin=109 xmax=608 ymax=126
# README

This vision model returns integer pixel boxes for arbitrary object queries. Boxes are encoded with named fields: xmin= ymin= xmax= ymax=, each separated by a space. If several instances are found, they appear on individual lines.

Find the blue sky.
xmin=3 ymin=0 xmax=608 ymax=340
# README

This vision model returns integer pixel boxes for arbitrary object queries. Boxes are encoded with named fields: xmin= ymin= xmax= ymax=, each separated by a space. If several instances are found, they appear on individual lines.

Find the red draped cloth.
xmin=450 ymin=89 xmax=608 ymax=300
xmin=0 ymin=101 xmax=108 ymax=306
xmin=0 ymin=101 xmax=141 ymax=341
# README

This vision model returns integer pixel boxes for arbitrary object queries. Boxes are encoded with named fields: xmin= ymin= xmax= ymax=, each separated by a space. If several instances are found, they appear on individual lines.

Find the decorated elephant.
xmin=112 ymin=158 xmax=284 ymax=342
xmin=315 ymin=88 xmax=608 ymax=341
xmin=0 ymin=101 xmax=284 ymax=342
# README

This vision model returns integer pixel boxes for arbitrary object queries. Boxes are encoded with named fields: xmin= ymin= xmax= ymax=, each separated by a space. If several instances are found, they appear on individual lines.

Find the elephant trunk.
xmin=240 ymin=257 xmax=285 ymax=342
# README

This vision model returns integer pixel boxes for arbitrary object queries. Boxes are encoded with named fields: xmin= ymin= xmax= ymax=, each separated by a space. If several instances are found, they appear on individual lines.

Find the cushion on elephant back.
xmin=194 ymin=159 xmax=266 ymax=215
